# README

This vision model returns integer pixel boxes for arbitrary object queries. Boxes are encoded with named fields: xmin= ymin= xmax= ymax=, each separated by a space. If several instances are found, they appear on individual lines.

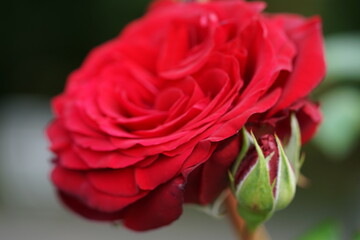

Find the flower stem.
xmin=225 ymin=189 xmax=271 ymax=240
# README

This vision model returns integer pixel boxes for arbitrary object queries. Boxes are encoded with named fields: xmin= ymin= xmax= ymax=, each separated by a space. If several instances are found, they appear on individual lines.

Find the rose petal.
xmin=123 ymin=176 xmax=185 ymax=231
xmin=198 ymin=136 xmax=240 ymax=204
xmin=58 ymin=147 xmax=89 ymax=170
xmin=181 ymin=141 xmax=214 ymax=177
xmin=135 ymin=149 xmax=192 ymax=190
xmin=88 ymin=168 xmax=139 ymax=197
xmin=52 ymin=167 xmax=149 ymax=212
xmin=209 ymin=88 xmax=281 ymax=141
xmin=58 ymin=191 xmax=124 ymax=221
xmin=268 ymin=16 xmax=326 ymax=114
xmin=157 ymin=12 xmax=217 ymax=79
xmin=73 ymin=146 xmax=145 ymax=169
xmin=294 ymin=100 xmax=322 ymax=143
xmin=47 ymin=120 xmax=70 ymax=151
xmin=185 ymin=136 xmax=240 ymax=204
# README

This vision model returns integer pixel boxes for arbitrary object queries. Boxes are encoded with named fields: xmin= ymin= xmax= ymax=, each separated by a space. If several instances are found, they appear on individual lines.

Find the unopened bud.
xmin=229 ymin=115 xmax=302 ymax=230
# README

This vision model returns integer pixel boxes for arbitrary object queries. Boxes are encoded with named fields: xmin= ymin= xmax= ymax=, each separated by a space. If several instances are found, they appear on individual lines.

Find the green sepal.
xmin=299 ymin=153 xmax=306 ymax=168
xmin=235 ymin=133 xmax=274 ymax=230
xmin=229 ymin=128 xmax=252 ymax=191
xmin=285 ymin=114 xmax=302 ymax=179
xmin=228 ymin=170 xmax=236 ymax=193
xmin=274 ymin=135 xmax=297 ymax=211
xmin=231 ymin=128 xmax=251 ymax=177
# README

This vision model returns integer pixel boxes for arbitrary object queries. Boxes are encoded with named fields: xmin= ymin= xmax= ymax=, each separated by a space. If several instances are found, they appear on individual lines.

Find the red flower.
xmin=47 ymin=0 xmax=325 ymax=231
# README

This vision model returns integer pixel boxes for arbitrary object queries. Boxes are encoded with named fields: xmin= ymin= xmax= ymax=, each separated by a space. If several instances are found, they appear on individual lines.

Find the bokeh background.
xmin=1 ymin=0 xmax=359 ymax=239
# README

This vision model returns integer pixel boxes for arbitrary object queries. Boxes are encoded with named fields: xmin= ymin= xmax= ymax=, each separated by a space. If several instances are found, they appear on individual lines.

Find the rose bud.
xmin=229 ymin=115 xmax=302 ymax=230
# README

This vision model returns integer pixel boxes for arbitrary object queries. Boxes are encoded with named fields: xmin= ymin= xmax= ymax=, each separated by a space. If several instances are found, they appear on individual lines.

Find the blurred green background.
xmin=0 ymin=0 xmax=359 ymax=239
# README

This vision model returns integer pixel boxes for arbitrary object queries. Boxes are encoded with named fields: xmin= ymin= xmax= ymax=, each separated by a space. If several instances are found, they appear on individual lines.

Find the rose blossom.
xmin=47 ymin=0 xmax=325 ymax=231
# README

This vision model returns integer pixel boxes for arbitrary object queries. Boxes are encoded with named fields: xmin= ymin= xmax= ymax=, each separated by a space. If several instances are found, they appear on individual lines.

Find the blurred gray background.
xmin=1 ymin=0 xmax=360 ymax=239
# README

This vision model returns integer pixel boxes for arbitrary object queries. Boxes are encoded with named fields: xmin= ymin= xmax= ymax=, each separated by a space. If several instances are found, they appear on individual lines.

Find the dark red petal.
xmin=248 ymin=99 xmax=322 ymax=144
xmin=185 ymin=136 xmax=240 ymax=204
xmin=183 ymin=166 xmax=202 ymax=203
xmin=259 ymin=134 xmax=279 ymax=187
xmin=199 ymin=136 xmax=240 ymax=204
xmin=294 ymin=100 xmax=322 ymax=144
xmin=123 ymin=177 xmax=185 ymax=231
xmin=58 ymin=191 xmax=123 ymax=221
xmin=51 ymin=167 xmax=148 ymax=212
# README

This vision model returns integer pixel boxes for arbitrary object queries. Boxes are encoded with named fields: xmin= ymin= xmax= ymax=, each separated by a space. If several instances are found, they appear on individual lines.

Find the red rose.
xmin=47 ymin=0 xmax=325 ymax=231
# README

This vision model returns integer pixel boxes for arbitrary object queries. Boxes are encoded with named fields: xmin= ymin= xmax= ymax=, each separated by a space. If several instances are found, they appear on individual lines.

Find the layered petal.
xmin=267 ymin=15 xmax=326 ymax=114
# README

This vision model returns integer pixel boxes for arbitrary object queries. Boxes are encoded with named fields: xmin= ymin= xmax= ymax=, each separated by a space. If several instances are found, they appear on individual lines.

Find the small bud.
xmin=230 ymin=115 xmax=302 ymax=230
xmin=234 ymin=133 xmax=275 ymax=230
